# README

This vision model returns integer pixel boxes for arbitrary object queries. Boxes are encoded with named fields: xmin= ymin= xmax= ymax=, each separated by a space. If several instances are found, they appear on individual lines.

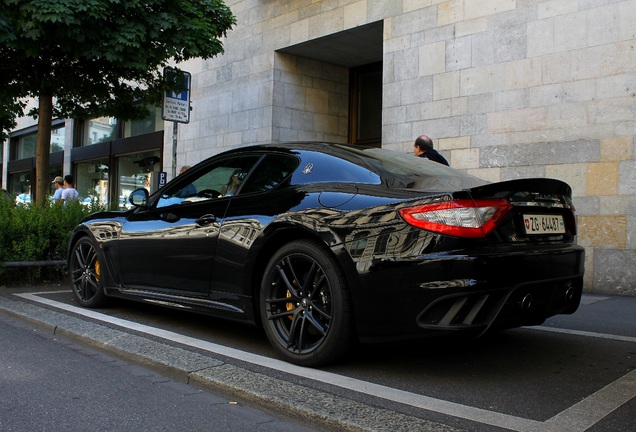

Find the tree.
xmin=0 ymin=0 xmax=235 ymax=204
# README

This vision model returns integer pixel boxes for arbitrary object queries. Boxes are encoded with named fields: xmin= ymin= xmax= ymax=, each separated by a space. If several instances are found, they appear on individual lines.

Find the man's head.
xmin=52 ymin=176 xmax=64 ymax=188
xmin=64 ymin=175 xmax=75 ymax=187
xmin=414 ymin=135 xmax=433 ymax=156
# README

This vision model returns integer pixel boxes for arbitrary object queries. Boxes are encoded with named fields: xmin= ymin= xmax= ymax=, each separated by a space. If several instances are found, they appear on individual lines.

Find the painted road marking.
xmin=16 ymin=291 xmax=636 ymax=432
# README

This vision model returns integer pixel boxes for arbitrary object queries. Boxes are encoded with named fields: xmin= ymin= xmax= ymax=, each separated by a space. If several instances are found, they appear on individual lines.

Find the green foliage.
xmin=0 ymin=196 xmax=104 ymax=284
xmin=0 ymin=0 xmax=235 ymax=121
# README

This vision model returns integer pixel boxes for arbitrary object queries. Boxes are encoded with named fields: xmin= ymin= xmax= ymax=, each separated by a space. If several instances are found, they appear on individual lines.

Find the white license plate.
xmin=523 ymin=214 xmax=566 ymax=235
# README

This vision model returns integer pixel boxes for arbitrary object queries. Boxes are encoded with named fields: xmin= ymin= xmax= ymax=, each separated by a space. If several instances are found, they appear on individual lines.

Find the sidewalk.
xmin=0 ymin=285 xmax=467 ymax=432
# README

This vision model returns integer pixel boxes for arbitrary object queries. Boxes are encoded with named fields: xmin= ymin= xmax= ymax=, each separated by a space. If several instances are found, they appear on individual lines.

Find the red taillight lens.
xmin=398 ymin=199 xmax=512 ymax=238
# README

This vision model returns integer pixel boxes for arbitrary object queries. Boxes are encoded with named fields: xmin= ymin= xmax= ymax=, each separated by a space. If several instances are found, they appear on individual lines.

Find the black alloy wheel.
xmin=260 ymin=241 xmax=354 ymax=366
xmin=69 ymin=237 xmax=107 ymax=307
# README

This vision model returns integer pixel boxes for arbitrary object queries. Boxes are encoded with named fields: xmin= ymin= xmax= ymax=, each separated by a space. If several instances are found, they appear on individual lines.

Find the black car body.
xmin=69 ymin=142 xmax=584 ymax=366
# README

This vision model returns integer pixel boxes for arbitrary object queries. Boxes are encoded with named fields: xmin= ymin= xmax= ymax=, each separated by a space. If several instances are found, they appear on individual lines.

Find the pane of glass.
xmin=17 ymin=134 xmax=36 ymax=159
xmin=83 ymin=117 xmax=119 ymax=146
xmin=50 ymin=126 xmax=65 ymax=153
xmin=76 ymin=159 xmax=110 ymax=207
xmin=123 ymin=106 xmax=164 ymax=138
xmin=118 ymin=150 xmax=162 ymax=209
xmin=157 ymin=156 xmax=260 ymax=208
xmin=10 ymin=171 xmax=32 ymax=204
xmin=13 ymin=126 xmax=65 ymax=160
xmin=240 ymin=154 xmax=299 ymax=193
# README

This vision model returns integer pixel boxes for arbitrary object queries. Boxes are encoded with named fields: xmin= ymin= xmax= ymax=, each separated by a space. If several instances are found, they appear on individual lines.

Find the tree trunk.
xmin=35 ymin=93 xmax=53 ymax=206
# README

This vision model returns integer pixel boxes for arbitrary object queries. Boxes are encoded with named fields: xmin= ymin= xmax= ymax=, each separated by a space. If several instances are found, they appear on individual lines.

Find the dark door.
xmin=114 ymin=155 xmax=261 ymax=296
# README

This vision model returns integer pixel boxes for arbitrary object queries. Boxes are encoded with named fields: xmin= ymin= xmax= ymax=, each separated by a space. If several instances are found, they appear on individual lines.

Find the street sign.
xmin=162 ymin=68 xmax=191 ymax=123
xmin=158 ymin=171 xmax=167 ymax=188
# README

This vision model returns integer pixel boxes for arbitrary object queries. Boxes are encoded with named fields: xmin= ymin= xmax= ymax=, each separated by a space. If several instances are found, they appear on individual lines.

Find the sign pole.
xmin=162 ymin=67 xmax=191 ymax=181
xmin=172 ymin=121 xmax=178 ymax=180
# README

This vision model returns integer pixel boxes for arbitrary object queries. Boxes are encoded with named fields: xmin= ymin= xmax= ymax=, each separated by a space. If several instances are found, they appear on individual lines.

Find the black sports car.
xmin=69 ymin=142 xmax=584 ymax=366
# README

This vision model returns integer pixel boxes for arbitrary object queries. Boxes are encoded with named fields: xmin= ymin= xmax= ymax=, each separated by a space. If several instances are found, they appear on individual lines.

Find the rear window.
xmin=289 ymin=145 xmax=488 ymax=192
xmin=337 ymin=146 xmax=488 ymax=192
xmin=290 ymin=151 xmax=382 ymax=185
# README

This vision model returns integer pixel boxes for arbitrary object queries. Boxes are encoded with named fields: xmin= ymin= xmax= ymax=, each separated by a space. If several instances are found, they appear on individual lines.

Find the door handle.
xmin=196 ymin=214 xmax=216 ymax=226
xmin=160 ymin=212 xmax=180 ymax=223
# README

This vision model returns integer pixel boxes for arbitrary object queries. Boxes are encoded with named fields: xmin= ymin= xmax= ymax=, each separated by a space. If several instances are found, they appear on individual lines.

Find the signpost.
xmin=162 ymin=68 xmax=191 ymax=180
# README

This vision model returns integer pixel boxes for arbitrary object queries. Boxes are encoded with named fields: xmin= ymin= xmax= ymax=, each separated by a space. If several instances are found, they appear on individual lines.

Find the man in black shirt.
xmin=413 ymin=135 xmax=449 ymax=166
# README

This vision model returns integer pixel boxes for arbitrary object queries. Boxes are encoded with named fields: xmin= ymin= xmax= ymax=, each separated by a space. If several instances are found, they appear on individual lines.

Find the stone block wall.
xmin=168 ymin=0 xmax=635 ymax=295
xmin=383 ymin=0 xmax=635 ymax=295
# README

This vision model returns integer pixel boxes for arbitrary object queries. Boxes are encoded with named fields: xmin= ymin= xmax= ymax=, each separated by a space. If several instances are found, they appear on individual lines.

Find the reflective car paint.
xmin=69 ymin=142 xmax=584 ymax=365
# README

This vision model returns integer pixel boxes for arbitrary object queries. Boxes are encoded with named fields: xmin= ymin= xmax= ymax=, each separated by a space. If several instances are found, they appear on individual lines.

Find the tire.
xmin=69 ymin=237 xmax=107 ymax=308
xmin=260 ymin=240 xmax=354 ymax=366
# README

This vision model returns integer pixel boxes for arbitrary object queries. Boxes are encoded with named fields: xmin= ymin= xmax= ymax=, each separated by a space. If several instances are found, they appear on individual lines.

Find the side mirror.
xmin=129 ymin=188 xmax=149 ymax=207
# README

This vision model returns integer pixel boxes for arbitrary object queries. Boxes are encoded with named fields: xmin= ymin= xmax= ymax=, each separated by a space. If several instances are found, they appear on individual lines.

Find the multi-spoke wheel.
xmin=69 ymin=237 xmax=107 ymax=307
xmin=260 ymin=241 xmax=354 ymax=366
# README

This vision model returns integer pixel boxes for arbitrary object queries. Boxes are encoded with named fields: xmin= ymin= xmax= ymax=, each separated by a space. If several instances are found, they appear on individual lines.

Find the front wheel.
xmin=69 ymin=237 xmax=107 ymax=308
xmin=260 ymin=241 xmax=354 ymax=366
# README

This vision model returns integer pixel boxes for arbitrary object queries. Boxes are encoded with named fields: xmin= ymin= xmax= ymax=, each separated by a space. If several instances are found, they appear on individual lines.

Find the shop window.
xmin=117 ymin=150 xmax=162 ymax=209
xmin=14 ymin=125 xmax=66 ymax=159
xmin=76 ymin=159 xmax=110 ymax=206
xmin=10 ymin=171 xmax=31 ymax=204
xmin=123 ymin=106 xmax=164 ymax=138
xmin=16 ymin=134 xmax=37 ymax=159
xmin=51 ymin=127 xmax=65 ymax=153
xmin=83 ymin=117 xmax=120 ymax=146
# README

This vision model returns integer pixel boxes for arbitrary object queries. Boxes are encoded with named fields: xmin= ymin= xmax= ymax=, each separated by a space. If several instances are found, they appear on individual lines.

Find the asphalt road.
xmin=0 ymin=312 xmax=318 ymax=432
xmin=1 ymin=285 xmax=634 ymax=432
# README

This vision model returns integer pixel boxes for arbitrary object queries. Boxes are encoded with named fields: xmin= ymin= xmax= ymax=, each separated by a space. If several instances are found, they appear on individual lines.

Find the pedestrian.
xmin=413 ymin=135 xmax=449 ymax=166
xmin=51 ymin=176 xmax=64 ymax=203
xmin=61 ymin=175 xmax=80 ymax=204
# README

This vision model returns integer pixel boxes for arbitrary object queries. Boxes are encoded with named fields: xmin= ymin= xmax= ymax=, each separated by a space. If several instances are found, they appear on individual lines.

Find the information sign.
xmin=162 ymin=68 xmax=191 ymax=123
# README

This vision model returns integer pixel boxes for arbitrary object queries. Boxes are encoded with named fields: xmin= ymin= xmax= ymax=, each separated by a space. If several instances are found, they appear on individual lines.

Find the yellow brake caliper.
xmin=286 ymin=290 xmax=293 ymax=319
xmin=94 ymin=259 xmax=101 ymax=283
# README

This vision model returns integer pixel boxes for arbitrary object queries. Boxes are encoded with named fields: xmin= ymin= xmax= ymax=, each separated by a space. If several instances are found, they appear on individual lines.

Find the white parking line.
xmin=534 ymin=325 xmax=636 ymax=344
xmin=16 ymin=292 xmax=636 ymax=432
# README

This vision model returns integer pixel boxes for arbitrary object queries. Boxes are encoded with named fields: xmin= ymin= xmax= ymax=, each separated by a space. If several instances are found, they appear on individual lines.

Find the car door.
xmin=115 ymin=155 xmax=261 ymax=296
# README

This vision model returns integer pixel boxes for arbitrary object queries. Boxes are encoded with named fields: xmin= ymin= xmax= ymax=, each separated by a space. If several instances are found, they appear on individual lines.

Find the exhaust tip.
xmin=520 ymin=293 xmax=533 ymax=311
xmin=565 ymin=283 xmax=574 ymax=303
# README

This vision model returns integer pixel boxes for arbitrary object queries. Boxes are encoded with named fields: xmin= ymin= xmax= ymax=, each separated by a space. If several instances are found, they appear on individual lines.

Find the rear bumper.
xmin=352 ymin=243 xmax=585 ymax=343
xmin=416 ymin=274 xmax=582 ymax=334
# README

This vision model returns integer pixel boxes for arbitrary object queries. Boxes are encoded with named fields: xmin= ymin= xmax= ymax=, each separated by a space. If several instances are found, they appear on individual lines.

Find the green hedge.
xmin=0 ymin=197 xmax=104 ymax=285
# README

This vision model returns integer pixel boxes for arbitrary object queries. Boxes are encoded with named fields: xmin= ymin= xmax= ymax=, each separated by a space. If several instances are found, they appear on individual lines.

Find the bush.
xmin=0 ymin=197 xmax=104 ymax=285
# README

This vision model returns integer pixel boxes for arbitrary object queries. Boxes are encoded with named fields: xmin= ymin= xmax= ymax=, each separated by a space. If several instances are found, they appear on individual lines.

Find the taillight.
xmin=398 ymin=199 xmax=512 ymax=238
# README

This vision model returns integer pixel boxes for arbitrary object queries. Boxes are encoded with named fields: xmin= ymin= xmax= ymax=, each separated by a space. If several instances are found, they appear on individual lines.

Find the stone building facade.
xmin=3 ymin=0 xmax=634 ymax=295
xmin=171 ymin=0 xmax=635 ymax=295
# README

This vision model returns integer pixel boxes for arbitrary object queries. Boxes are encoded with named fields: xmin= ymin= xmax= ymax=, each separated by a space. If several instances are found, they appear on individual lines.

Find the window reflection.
xmin=10 ymin=171 xmax=31 ymax=204
xmin=157 ymin=156 xmax=260 ymax=208
xmin=76 ymin=159 xmax=109 ymax=207
xmin=17 ymin=134 xmax=36 ymax=159
xmin=123 ymin=106 xmax=164 ymax=138
xmin=51 ymin=127 xmax=65 ymax=153
xmin=83 ymin=117 xmax=119 ymax=146
xmin=118 ymin=151 xmax=162 ymax=210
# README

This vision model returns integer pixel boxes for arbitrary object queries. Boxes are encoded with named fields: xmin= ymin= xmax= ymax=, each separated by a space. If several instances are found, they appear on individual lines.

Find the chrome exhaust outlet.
xmin=520 ymin=293 xmax=533 ymax=311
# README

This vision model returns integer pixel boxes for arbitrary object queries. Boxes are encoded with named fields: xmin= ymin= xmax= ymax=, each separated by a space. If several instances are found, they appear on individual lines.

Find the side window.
xmin=156 ymin=155 xmax=260 ymax=208
xmin=240 ymin=154 xmax=299 ymax=194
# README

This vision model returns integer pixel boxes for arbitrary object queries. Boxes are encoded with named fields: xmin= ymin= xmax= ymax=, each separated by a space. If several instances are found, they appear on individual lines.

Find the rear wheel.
xmin=260 ymin=241 xmax=354 ymax=366
xmin=69 ymin=237 xmax=107 ymax=308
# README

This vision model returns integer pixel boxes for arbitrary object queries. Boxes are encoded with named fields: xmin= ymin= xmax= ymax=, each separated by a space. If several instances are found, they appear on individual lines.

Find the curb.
xmin=0 ymin=293 xmax=468 ymax=432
